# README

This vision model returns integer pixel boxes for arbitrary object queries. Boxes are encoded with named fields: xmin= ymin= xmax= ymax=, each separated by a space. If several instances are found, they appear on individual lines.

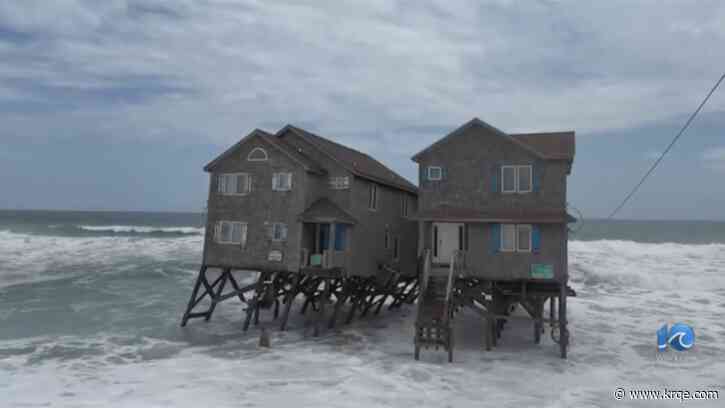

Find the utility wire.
xmin=608 ymin=72 xmax=725 ymax=219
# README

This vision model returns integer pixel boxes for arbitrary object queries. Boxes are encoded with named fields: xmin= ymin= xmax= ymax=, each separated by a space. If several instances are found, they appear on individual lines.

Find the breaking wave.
xmin=569 ymin=239 xmax=725 ymax=292
xmin=76 ymin=225 xmax=204 ymax=236
xmin=0 ymin=230 xmax=203 ymax=289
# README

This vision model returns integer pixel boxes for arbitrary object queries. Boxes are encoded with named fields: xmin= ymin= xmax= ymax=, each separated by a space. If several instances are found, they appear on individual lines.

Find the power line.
xmin=608 ymin=72 xmax=725 ymax=219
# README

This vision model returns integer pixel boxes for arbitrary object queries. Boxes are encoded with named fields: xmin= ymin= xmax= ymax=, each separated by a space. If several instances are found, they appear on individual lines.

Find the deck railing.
xmin=415 ymin=249 xmax=432 ymax=324
xmin=322 ymin=249 xmax=348 ymax=269
xmin=442 ymin=250 xmax=461 ymax=319
xmin=301 ymin=248 xmax=349 ymax=271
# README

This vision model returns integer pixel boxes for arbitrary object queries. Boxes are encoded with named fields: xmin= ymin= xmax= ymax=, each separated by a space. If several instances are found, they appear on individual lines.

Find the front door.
xmin=433 ymin=222 xmax=462 ymax=264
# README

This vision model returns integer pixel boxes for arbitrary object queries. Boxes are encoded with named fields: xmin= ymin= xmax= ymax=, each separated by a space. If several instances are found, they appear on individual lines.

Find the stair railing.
xmin=415 ymin=249 xmax=432 ymax=325
xmin=442 ymin=251 xmax=458 ymax=321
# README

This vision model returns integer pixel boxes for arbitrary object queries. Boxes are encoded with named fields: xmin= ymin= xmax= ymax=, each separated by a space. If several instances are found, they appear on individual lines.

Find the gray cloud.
xmin=703 ymin=146 xmax=725 ymax=171
xmin=1 ymin=0 xmax=725 ymax=182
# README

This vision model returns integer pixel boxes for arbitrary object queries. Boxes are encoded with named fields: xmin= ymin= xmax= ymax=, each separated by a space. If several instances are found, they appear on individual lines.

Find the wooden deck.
xmin=413 ymin=250 xmax=574 ymax=361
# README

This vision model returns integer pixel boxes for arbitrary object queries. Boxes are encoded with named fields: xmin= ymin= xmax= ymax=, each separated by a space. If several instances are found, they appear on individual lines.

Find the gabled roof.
xmin=299 ymin=198 xmax=357 ymax=224
xmin=510 ymin=131 xmax=575 ymax=161
xmin=203 ymin=129 xmax=325 ymax=174
xmin=411 ymin=117 xmax=575 ymax=162
xmin=279 ymin=125 xmax=418 ymax=194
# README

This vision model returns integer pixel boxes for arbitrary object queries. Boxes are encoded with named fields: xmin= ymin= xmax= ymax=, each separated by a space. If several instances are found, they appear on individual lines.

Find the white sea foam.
xmin=1 ymin=237 xmax=724 ymax=407
xmin=0 ymin=230 xmax=203 ymax=288
xmin=77 ymin=225 xmax=205 ymax=235
xmin=570 ymin=239 xmax=725 ymax=291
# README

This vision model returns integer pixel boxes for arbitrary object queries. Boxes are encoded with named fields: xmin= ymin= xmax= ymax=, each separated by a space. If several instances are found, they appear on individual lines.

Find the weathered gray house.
xmin=183 ymin=125 xmax=419 ymax=331
xmin=412 ymin=118 xmax=576 ymax=360
xmin=182 ymin=117 xmax=577 ymax=361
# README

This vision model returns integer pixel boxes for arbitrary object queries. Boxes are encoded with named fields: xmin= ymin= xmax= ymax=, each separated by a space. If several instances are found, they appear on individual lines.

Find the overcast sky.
xmin=1 ymin=0 xmax=724 ymax=219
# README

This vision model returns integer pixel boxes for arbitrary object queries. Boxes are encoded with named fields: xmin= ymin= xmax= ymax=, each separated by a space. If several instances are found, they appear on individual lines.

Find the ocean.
xmin=1 ymin=210 xmax=724 ymax=407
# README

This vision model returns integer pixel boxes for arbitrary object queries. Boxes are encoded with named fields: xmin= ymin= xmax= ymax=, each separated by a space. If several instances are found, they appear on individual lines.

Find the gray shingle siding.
xmin=202 ymin=127 xmax=418 ymax=278
xmin=414 ymin=120 xmax=573 ymax=282
xmin=205 ymin=134 xmax=307 ymax=271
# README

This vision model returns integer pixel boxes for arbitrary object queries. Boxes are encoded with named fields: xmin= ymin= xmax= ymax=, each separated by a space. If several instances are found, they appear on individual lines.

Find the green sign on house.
xmin=530 ymin=264 xmax=554 ymax=279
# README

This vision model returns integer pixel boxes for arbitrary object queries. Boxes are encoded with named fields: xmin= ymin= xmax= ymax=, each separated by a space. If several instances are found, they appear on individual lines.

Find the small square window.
xmin=428 ymin=166 xmax=443 ymax=181
xmin=272 ymin=223 xmax=288 ymax=241
xmin=330 ymin=176 xmax=350 ymax=190
xmin=273 ymin=173 xmax=292 ymax=191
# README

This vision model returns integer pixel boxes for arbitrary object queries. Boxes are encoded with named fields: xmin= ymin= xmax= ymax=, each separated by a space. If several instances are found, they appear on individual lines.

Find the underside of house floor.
xmin=180 ymin=253 xmax=575 ymax=360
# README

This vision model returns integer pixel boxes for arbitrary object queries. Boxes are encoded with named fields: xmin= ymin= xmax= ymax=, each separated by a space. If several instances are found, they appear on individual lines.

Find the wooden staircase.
xmin=414 ymin=250 xmax=459 ymax=362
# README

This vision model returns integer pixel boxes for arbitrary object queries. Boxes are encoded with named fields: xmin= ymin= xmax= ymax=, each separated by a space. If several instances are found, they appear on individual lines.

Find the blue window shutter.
xmin=533 ymin=162 xmax=541 ymax=192
xmin=334 ymin=224 xmax=346 ymax=250
xmin=490 ymin=223 xmax=501 ymax=254
xmin=532 ymin=225 xmax=541 ymax=253
xmin=421 ymin=167 xmax=427 ymax=182
xmin=491 ymin=164 xmax=499 ymax=192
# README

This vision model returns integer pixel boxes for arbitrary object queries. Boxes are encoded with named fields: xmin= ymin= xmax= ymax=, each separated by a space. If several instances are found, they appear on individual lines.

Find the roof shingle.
xmin=510 ymin=131 xmax=575 ymax=160
xmin=299 ymin=198 xmax=358 ymax=224
xmin=285 ymin=125 xmax=418 ymax=194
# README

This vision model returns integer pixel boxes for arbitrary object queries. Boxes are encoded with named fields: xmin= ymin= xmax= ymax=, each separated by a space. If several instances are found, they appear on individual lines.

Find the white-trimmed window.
xmin=501 ymin=224 xmax=532 ymax=252
xmin=428 ymin=166 xmax=443 ymax=181
xmin=501 ymin=165 xmax=532 ymax=193
xmin=401 ymin=194 xmax=409 ymax=217
xmin=247 ymin=147 xmax=268 ymax=161
xmin=330 ymin=176 xmax=350 ymax=190
xmin=272 ymin=173 xmax=292 ymax=191
xmin=271 ymin=222 xmax=288 ymax=241
xmin=218 ymin=173 xmax=251 ymax=195
xmin=369 ymin=183 xmax=378 ymax=210
xmin=215 ymin=221 xmax=247 ymax=247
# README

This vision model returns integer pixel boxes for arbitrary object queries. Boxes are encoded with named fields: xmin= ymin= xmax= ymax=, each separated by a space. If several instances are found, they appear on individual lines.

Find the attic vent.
xmin=248 ymin=147 xmax=268 ymax=161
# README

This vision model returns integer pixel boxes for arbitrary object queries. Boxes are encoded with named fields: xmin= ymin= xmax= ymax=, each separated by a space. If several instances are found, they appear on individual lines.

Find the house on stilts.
xmin=412 ymin=118 xmax=577 ymax=361
xmin=181 ymin=117 xmax=577 ymax=361
xmin=181 ymin=125 xmax=420 ymax=334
